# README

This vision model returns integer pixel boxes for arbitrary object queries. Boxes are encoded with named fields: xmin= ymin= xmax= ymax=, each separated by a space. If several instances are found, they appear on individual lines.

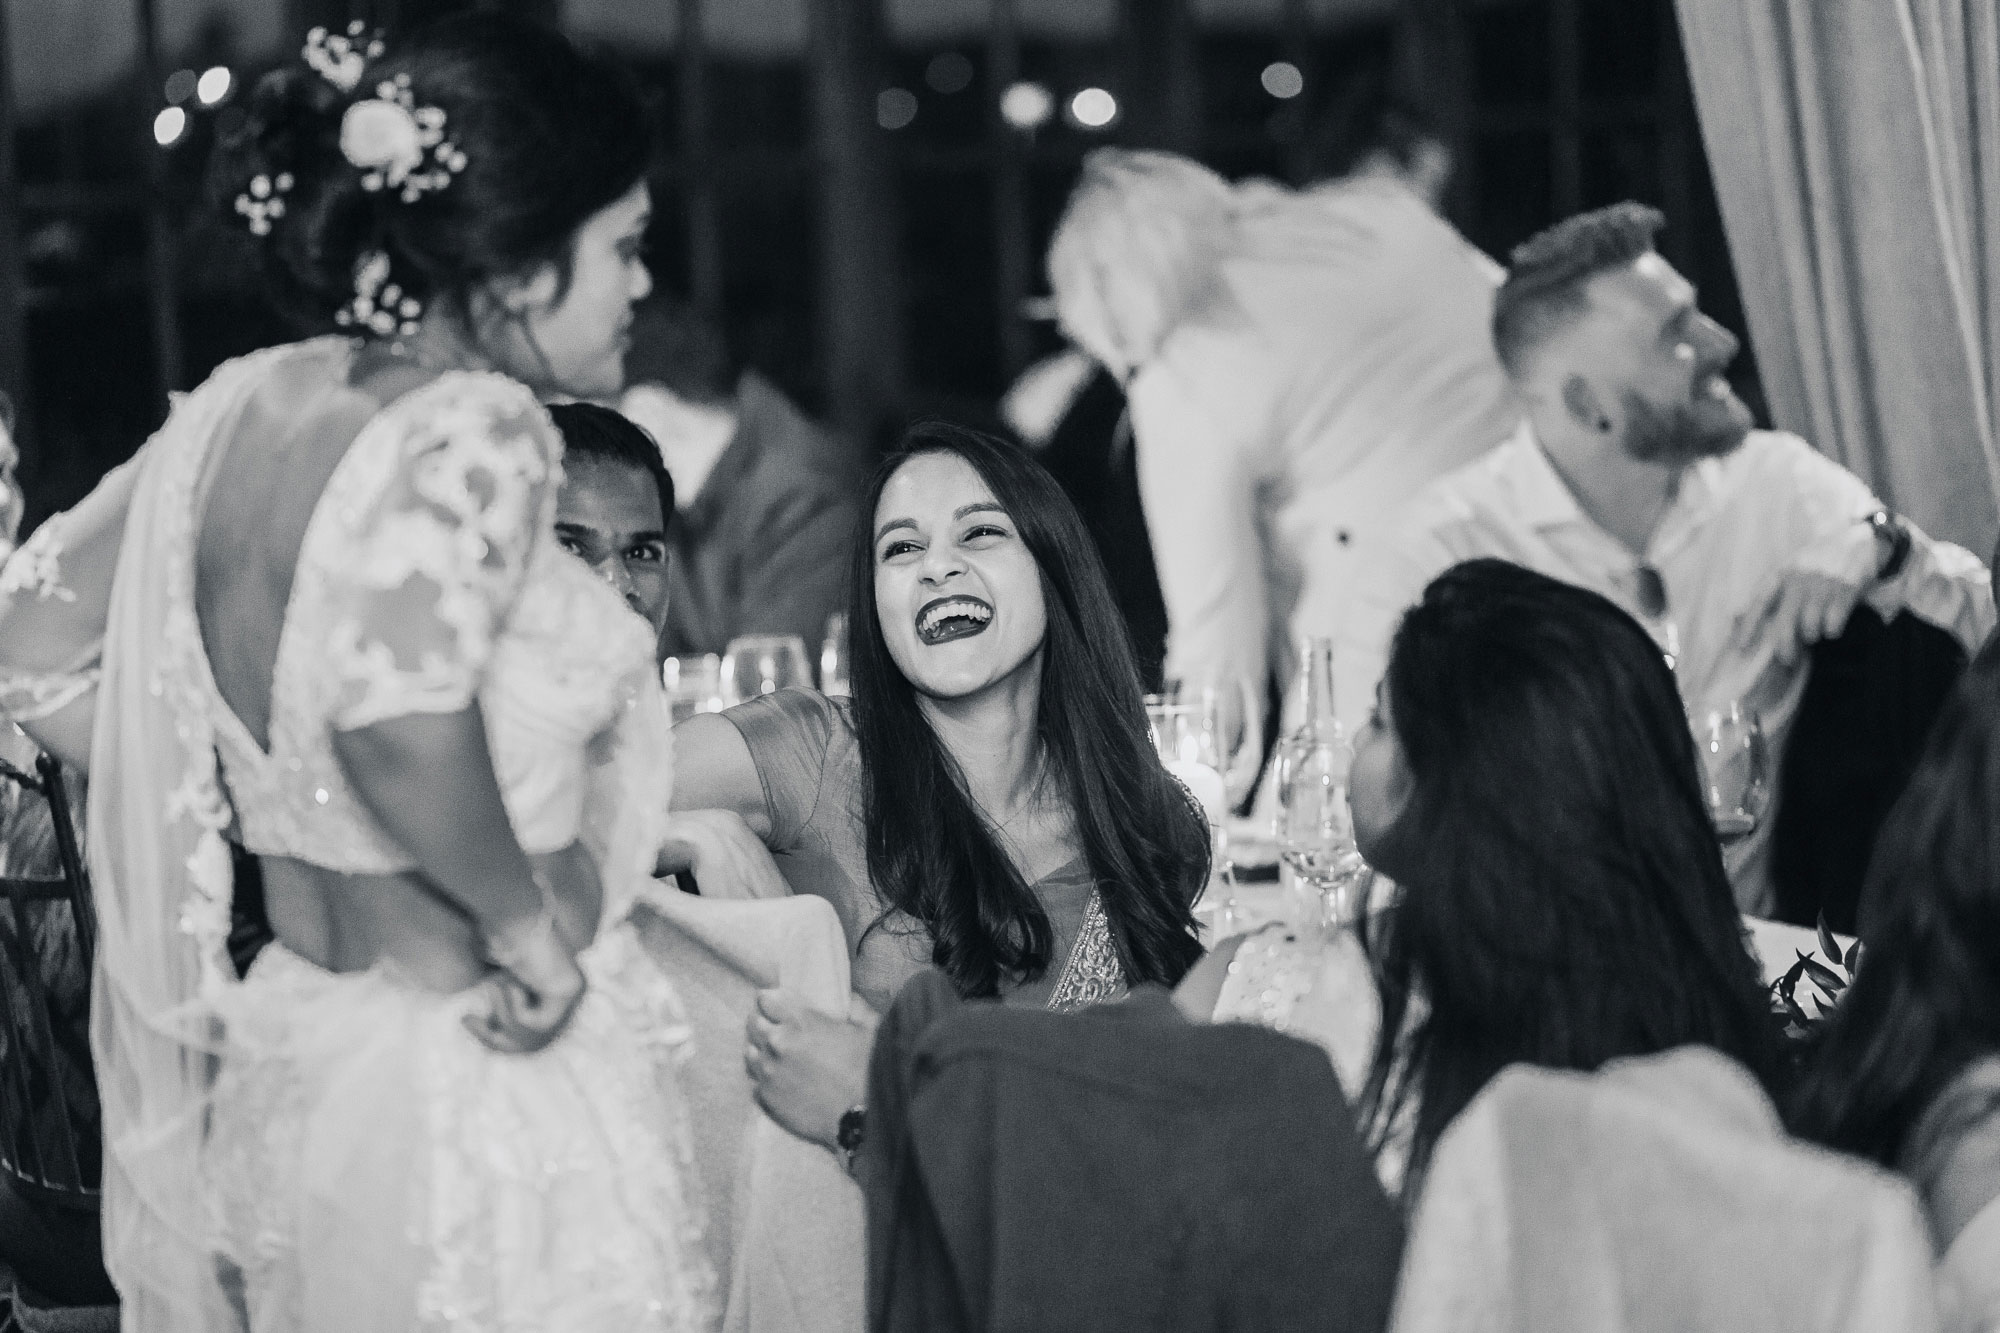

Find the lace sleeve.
xmin=0 ymin=445 xmax=146 ymax=725
xmin=323 ymin=380 xmax=559 ymax=732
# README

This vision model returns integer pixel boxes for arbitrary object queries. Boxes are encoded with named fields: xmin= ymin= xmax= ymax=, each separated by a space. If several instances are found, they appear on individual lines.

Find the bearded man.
xmin=1339 ymin=202 xmax=1994 ymax=914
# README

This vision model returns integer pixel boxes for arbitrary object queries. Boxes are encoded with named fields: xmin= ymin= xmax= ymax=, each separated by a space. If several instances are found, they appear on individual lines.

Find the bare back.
xmin=191 ymin=344 xmax=501 ymax=981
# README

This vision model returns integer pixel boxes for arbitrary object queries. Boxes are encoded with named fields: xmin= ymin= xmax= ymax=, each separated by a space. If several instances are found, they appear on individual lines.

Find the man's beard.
xmin=1620 ymin=387 xmax=1747 ymax=467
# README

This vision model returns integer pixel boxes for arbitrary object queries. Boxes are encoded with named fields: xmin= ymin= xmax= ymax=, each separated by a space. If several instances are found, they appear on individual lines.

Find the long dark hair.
xmin=1361 ymin=560 xmax=1777 ymax=1185
xmin=210 ymin=14 xmax=650 ymax=334
xmin=848 ymin=423 xmax=1207 ymax=998
xmin=1790 ymin=643 xmax=2000 ymax=1165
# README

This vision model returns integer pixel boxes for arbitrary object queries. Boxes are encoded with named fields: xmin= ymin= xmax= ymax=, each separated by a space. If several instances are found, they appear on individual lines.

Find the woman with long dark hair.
xmin=0 ymin=15 xmax=715 ymax=1329
xmin=1180 ymin=559 xmax=1777 ymax=1197
xmin=1792 ymin=646 xmax=2000 ymax=1324
xmin=672 ymin=422 xmax=1207 ymax=1151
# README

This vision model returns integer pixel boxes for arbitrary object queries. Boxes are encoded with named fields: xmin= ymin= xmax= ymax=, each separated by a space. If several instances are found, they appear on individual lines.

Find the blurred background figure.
xmin=1300 ymin=75 xmax=1455 ymax=213
xmin=1001 ymin=347 xmax=1169 ymax=691
xmin=619 ymin=298 xmax=867 ymax=660
xmin=1045 ymin=140 xmax=1518 ymax=750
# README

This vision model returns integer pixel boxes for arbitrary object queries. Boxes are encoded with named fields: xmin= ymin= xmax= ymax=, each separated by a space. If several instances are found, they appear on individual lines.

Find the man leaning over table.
xmin=1337 ymin=202 xmax=1994 ymax=916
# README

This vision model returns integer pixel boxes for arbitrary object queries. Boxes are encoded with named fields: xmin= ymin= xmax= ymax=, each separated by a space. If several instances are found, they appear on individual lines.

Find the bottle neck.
xmin=1297 ymin=638 xmax=1337 ymax=737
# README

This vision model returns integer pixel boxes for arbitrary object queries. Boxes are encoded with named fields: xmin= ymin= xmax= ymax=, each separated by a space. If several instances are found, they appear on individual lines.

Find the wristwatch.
xmin=836 ymin=1104 xmax=867 ymax=1171
xmin=1866 ymin=510 xmax=1912 ymax=583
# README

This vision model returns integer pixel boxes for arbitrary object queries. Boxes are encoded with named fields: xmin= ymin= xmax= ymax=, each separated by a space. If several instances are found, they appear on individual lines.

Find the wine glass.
xmin=1189 ymin=676 xmax=1262 ymax=813
xmin=1696 ymin=700 xmax=1770 ymax=844
xmin=1277 ymin=735 xmax=1365 ymax=936
xmin=661 ymin=653 xmax=726 ymax=725
xmin=1146 ymin=692 xmax=1233 ymax=920
xmin=721 ymin=634 xmax=812 ymax=705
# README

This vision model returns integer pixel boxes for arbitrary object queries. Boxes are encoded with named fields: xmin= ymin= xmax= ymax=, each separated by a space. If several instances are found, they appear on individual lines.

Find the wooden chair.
xmin=0 ymin=750 xmax=98 ymax=1212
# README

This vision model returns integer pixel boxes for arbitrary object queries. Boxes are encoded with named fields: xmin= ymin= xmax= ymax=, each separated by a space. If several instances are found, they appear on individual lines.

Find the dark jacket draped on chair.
xmin=862 ymin=970 xmax=1403 ymax=1333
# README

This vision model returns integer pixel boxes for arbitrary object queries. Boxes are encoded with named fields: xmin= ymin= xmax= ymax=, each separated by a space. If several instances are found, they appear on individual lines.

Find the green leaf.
xmin=1817 ymin=915 xmax=1840 ymax=967
xmin=1844 ymin=938 xmax=1862 ymax=972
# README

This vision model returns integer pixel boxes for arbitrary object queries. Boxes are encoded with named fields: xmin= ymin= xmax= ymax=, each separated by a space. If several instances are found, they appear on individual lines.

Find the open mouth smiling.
xmin=916 ymin=595 xmax=993 ymax=646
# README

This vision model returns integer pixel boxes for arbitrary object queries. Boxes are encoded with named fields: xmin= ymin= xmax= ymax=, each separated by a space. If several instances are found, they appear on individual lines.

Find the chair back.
xmin=1773 ymin=609 xmax=1965 ymax=934
xmin=0 ymin=749 xmax=100 ymax=1211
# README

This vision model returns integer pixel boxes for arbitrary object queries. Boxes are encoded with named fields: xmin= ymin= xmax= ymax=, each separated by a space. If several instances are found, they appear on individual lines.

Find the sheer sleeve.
xmin=0 ymin=444 xmax=148 ymax=723
xmin=321 ymin=379 xmax=559 ymax=732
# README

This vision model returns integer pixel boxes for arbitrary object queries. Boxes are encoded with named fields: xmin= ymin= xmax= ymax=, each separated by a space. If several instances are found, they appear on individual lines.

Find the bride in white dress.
xmin=0 ymin=16 xmax=714 ymax=1331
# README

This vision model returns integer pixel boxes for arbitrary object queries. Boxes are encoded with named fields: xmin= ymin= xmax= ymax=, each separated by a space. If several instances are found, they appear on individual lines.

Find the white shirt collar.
xmin=1499 ymin=418 xmax=1736 ymax=561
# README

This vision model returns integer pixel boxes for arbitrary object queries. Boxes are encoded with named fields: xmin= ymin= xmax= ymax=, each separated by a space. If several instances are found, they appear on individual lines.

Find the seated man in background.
xmin=618 ymin=300 xmax=865 ymax=659
xmin=1341 ymin=202 xmax=1995 ymax=916
xmin=548 ymin=401 xmax=675 ymax=649
xmin=547 ymin=399 xmax=792 ymax=901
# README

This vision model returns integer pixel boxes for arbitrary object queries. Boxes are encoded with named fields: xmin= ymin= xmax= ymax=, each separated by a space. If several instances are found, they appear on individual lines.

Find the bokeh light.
xmin=197 ymin=66 xmax=233 ymax=106
xmin=1261 ymin=61 xmax=1304 ymax=100
xmin=999 ymin=81 xmax=1055 ymax=130
xmin=164 ymin=69 xmax=197 ymax=105
xmin=877 ymin=87 xmax=919 ymax=131
xmin=153 ymin=107 xmax=187 ymax=147
xmin=925 ymin=52 xmax=974 ymax=95
xmin=1069 ymin=87 xmax=1118 ymax=130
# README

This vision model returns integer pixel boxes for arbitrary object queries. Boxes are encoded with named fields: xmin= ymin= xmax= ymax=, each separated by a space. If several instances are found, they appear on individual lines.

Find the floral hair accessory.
xmin=302 ymin=21 xmax=384 ymax=95
xmin=232 ymin=171 xmax=295 ymax=236
xmin=334 ymin=249 xmax=424 ymax=339
xmin=340 ymin=73 xmax=466 ymax=204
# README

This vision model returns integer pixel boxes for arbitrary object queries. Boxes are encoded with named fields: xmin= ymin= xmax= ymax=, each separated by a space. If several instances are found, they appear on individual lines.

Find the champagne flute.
xmin=1696 ymin=700 xmax=1770 ymax=844
xmin=720 ymin=634 xmax=812 ymax=705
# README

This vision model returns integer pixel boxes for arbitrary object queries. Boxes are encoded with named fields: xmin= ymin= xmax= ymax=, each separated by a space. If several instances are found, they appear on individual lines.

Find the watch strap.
xmin=1868 ymin=510 xmax=1912 ymax=583
xmin=836 ymin=1103 xmax=867 ymax=1170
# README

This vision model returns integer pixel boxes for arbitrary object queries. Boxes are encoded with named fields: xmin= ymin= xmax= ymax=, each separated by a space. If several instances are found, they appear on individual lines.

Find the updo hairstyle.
xmin=207 ymin=13 xmax=651 ymax=336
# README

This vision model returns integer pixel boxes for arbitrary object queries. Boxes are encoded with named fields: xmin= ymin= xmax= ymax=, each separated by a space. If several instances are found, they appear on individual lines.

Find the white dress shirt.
xmin=1338 ymin=421 xmax=1995 ymax=914
xmin=1128 ymin=177 xmax=1521 ymax=712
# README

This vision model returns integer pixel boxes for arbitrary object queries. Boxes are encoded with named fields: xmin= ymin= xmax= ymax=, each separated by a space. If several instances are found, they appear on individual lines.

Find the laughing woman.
xmin=670 ymin=422 xmax=1208 ymax=1152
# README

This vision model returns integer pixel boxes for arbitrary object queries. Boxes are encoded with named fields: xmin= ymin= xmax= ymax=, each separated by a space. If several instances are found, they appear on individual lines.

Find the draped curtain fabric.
xmin=1676 ymin=0 xmax=2000 ymax=556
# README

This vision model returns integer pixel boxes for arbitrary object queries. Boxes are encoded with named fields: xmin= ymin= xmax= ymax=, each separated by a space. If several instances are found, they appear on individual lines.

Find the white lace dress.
xmin=10 ymin=339 xmax=719 ymax=1332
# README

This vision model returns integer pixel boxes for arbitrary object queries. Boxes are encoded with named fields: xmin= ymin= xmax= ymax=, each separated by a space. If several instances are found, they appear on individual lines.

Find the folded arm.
xmin=1731 ymin=440 xmax=1997 ymax=665
xmin=323 ymin=384 xmax=583 ymax=1050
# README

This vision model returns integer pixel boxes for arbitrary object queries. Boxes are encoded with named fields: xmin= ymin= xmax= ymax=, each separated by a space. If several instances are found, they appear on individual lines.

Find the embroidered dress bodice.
xmin=183 ymin=343 xmax=655 ymax=873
